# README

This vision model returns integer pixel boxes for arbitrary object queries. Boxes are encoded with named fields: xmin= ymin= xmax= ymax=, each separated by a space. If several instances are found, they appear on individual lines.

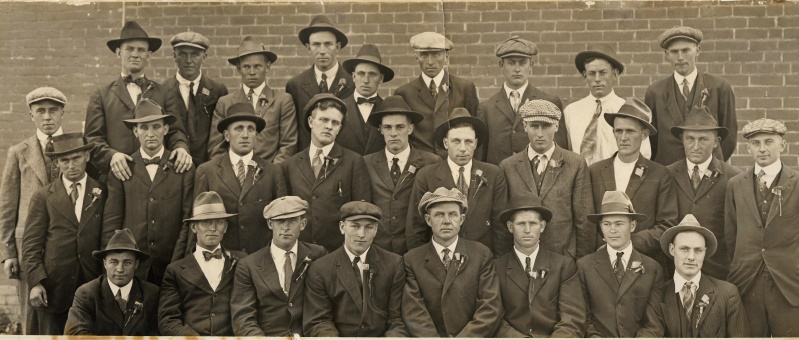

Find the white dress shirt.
xmin=122 ymin=73 xmax=144 ymax=105
xmin=674 ymin=68 xmax=698 ymax=94
xmin=447 ymin=157 xmax=472 ymax=187
xmin=503 ymin=81 xmax=529 ymax=110
xmin=344 ymin=245 xmax=371 ymax=282
xmin=62 ymin=174 xmax=87 ymax=221
xmin=432 ymin=237 xmax=459 ymax=264
xmin=176 ymin=71 xmax=201 ymax=110
xmin=309 ymin=142 xmax=335 ymax=164
xmin=421 ymin=69 xmax=446 ymax=93
xmin=140 ymin=146 xmax=164 ymax=181
xmin=36 ymin=127 xmax=63 ymax=151
xmin=514 ymin=244 xmax=539 ymax=276
xmin=606 ymin=241 xmax=633 ymax=270
xmin=229 ymin=150 xmax=254 ymax=179
xmin=613 ymin=156 xmax=638 ymax=193
xmin=754 ymin=160 xmax=782 ymax=189
xmin=354 ymin=92 xmax=378 ymax=122
xmin=386 ymin=146 xmax=411 ymax=172
xmin=674 ymin=271 xmax=701 ymax=303
xmin=107 ymin=277 xmax=133 ymax=301
xmin=193 ymin=244 xmax=225 ymax=291
xmin=314 ymin=63 xmax=340 ymax=92
xmin=686 ymin=156 xmax=713 ymax=182
xmin=527 ymin=143 xmax=555 ymax=174
xmin=270 ymin=242 xmax=298 ymax=293
xmin=242 ymin=82 xmax=266 ymax=109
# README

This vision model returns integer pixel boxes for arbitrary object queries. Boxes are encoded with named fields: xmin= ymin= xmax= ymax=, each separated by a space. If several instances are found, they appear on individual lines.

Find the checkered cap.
xmin=26 ymin=87 xmax=67 ymax=107
xmin=418 ymin=187 xmax=468 ymax=216
xmin=742 ymin=118 xmax=787 ymax=138
xmin=495 ymin=35 xmax=538 ymax=58
xmin=519 ymin=99 xmax=562 ymax=125
xmin=410 ymin=32 xmax=453 ymax=51
xmin=171 ymin=31 xmax=211 ymax=50
xmin=263 ymin=196 xmax=309 ymax=220
xmin=657 ymin=26 xmax=703 ymax=49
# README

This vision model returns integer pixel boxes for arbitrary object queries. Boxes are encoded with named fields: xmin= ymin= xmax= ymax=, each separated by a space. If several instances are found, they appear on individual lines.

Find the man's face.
xmin=353 ymin=63 xmax=383 ymax=98
xmin=416 ymin=51 xmax=448 ymax=78
xmin=268 ymin=216 xmax=306 ymax=251
xmin=307 ymin=31 xmax=340 ymax=72
xmin=443 ymin=126 xmax=477 ymax=166
xmin=30 ymin=100 xmax=64 ymax=135
xmin=425 ymin=202 xmax=464 ymax=245
xmin=56 ymin=151 xmax=89 ymax=182
xmin=746 ymin=133 xmax=785 ymax=167
xmin=117 ymin=40 xmax=151 ymax=74
xmin=669 ymin=231 xmax=706 ymax=280
xmin=583 ymin=58 xmax=617 ymax=99
xmin=682 ymin=130 xmax=719 ymax=165
xmin=525 ymin=121 xmax=558 ymax=154
xmin=223 ymin=121 xmax=257 ymax=156
xmin=665 ymin=40 xmax=700 ymax=77
xmin=103 ymin=251 xmax=139 ymax=287
xmin=380 ymin=114 xmax=414 ymax=154
xmin=600 ymin=215 xmax=636 ymax=251
xmin=173 ymin=46 xmax=206 ymax=81
xmin=613 ymin=117 xmax=648 ymax=159
xmin=500 ymin=57 xmax=532 ymax=90
xmin=309 ymin=107 xmax=344 ymax=147
xmin=133 ymin=119 xmax=168 ymax=154
xmin=191 ymin=219 xmax=228 ymax=250
xmin=237 ymin=54 xmax=270 ymax=89
xmin=339 ymin=218 xmax=378 ymax=256
xmin=507 ymin=210 xmax=545 ymax=251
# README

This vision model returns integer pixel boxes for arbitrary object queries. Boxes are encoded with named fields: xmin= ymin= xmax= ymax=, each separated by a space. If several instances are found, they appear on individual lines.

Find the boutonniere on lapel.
xmin=453 ymin=252 xmax=467 ymax=275
xmin=695 ymin=294 xmax=710 ymax=328
xmin=160 ymin=152 xmax=175 ymax=173
xmin=629 ymin=261 xmax=645 ymax=274
xmin=532 ymin=267 xmax=549 ymax=280
xmin=772 ymin=186 xmax=784 ymax=216
xmin=321 ymin=156 xmax=339 ymax=180
xmin=700 ymin=88 xmax=710 ymax=106
xmin=397 ymin=164 xmax=418 ymax=188
xmin=257 ymin=92 xmax=269 ymax=107
xmin=441 ymin=82 xmax=449 ymax=93
xmin=367 ymin=266 xmax=376 ymax=297
xmin=226 ymin=252 xmax=240 ymax=274
xmin=335 ymin=78 xmax=348 ymax=97
xmin=248 ymin=160 xmax=263 ymax=185
xmin=124 ymin=300 xmax=144 ymax=327
xmin=549 ymin=159 xmax=564 ymax=169
xmin=85 ymin=188 xmax=102 ymax=211
xmin=710 ymin=169 xmax=721 ymax=180
xmin=141 ymin=80 xmax=156 ymax=96
xmin=634 ymin=164 xmax=647 ymax=178
xmin=473 ymin=169 xmax=488 ymax=199
xmin=295 ymin=256 xmax=314 ymax=282
xmin=201 ymin=87 xmax=210 ymax=96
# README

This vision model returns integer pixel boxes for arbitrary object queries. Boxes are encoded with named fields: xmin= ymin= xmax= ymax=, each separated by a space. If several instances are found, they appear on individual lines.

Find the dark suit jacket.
xmin=500 ymin=146 xmax=595 ymax=258
xmin=158 ymin=248 xmax=247 ymax=336
xmin=477 ymin=85 xmax=568 ymax=165
xmin=577 ymin=246 xmax=665 ymax=337
xmin=406 ymin=160 xmax=510 ymax=255
xmin=639 ymin=274 xmax=749 ymax=337
xmin=231 ymin=241 xmax=328 ymax=336
xmin=22 ymin=177 xmax=104 ymax=314
xmin=163 ymin=75 xmax=229 ymax=165
xmin=336 ymin=94 xmax=385 ymax=155
xmin=364 ymin=148 xmax=441 ymax=255
xmin=667 ymin=157 xmax=741 ymax=280
xmin=281 ymin=144 xmax=371 ymax=252
xmin=303 ymin=245 xmax=408 ymax=337
xmin=494 ymin=248 xmax=585 ymax=337
xmin=64 ymin=276 xmax=159 ymax=336
xmin=103 ymin=149 xmax=194 ymax=285
xmin=286 ymin=64 xmax=355 ymax=151
xmin=209 ymin=85 xmax=298 ymax=164
xmin=394 ymin=71 xmax=479 ymax=157
xmin=187 ymin=153 xmax=287 ymax=255
xmin=725 ymin=165 xmax=799 ymax=306
xmin=402 ymin=239 xmax=503 ymax=337
xmin=645 ymin=71 xmax=737 ymax=165
xmin=84 ymin=76 xmax=189 ymax=174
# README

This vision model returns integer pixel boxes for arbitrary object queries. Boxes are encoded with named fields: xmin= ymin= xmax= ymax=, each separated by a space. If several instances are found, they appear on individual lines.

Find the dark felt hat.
xmin=433 ymin=107 xmax=488 ymax=148
xmin=575 ymin=43 xmax=625 ymax=74
xmin=367 ymin=95 xmax=424 ymax=127
xmin=302 ymin=93 xmax=347 ymax=131
xmin=123 ymin=98 xmax=176 ymax=129
xmin=92 ymin=228 xmax=150 ymax=260
xmin=298 ymin=15 xmax=348 ymax=48
xmin=227 ymin=35 xmax=277 ymax=65
xmin=670 ymin=106 xmax=729 ymax=141
xmin=216 ymin=102 xmax=267 ymax=133
xmin=340 ymin=200 xmax=382 ymax=222
xmin=107 ymin=21 xmax=162 ymax=53
xmin=44 ymin=132 xmax=93 ymax=158
xmin=343 ymin=44 xmax=395 ymax=82
xmin=500 ymin=194 xmax=553 ymax=225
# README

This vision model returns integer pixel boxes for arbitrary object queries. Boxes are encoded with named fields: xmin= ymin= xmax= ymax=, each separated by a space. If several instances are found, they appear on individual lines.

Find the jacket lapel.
xmin=345 ymin=97 xmax=368 ymax=148
xmin=296 ymin=149 xmax=317 ymax=187
xmin=240 ymin=158 xmax=264 ymax=199
xmin=50 ymin=180 xmax=79 ymax=226
xmin=131 ymin=153 xmax=152 ymax=188
xmin=313 ymin=144 xmax=343 ymax=190
xmin=494 ymin=90 xmax=516 ymax=124
xmin=99 ymin=278 xmax=124 ymax=329
xmin=432 ymin=72 xmax=450 ymax=114
xmin=693 ymin=157 xmax=723 ymax=201
xmin=617 ymin=249 xmax=643 ymax=302
xmin=442 ymin=241 xmax=468 ymax=297
xmin=765 ymin=166 xmax=796 ymax=227
xmin=662 ymin=281 xmax=681 ymax=336
xmin=78 ymin=179 xmax=101 ymax=229
xmin=330 ymin=65 xmax=349 ymax=96
xmin=593 ymin=247 xmax=619 ymax=295
xmin=625 ymin=158 xmax=647 ymax=198
xmin=300 ymin=67 xmax=320 ymax=98
xmin=663 ymin=78 xmax=685 ymax=126
xmin=122 ymin=279 xmax=145 ymax=336
xmin=691 ymin=72 xmax=707 ymax=108
xmin=216 ymin=154 xmax=242 ymax=198
xmin=373 ymin=151 xmax=395 ymax=191
xmin=112 ymin=77 xmax=136 ymax=111
xmin=434 ymin=161 xmax=457 ymax=189
xmin=364 ymin=96 xmax=384 ymax=152
xmin=256 ymin=248 xmax=289 ymax=300
xmin=148 ymin=150 xmax=171 ymax=193
xmin=423 ymin=243 xmax=446 ymax=285
xmin=738 ymin=169 xmax=762 ymax=223
xmin=694 ymin=275 xmax=715 ymax=331
xmin=336 ymin=249 xmax=363 ymax=313
xmin=539 ymin=147 xmax=564 ymax=198
xmin=414 ymin=76 xmax=437 ymax=109
xmin=506 ymin=254 xmax=529 ymax=295
xmin=529 ymin=249 xmax=550 ymax=303
xmin=288 ymin=242 xmax=311 ymax=301
xmin=178 ymin=257 xmax=215 ymax=294
xmin=395 ymin=149 xmax=421 ymax=193
xmin=600 ymin=160 xmax=617 ymax=191
xmin=255 ymin=86 xmax=277 ymax=118
xmin=22 ymin=137 xmax=48 ymax=185
xmin=671 ymin=160 xmax=695 ymax=199
xmin=513 ymin=153 xmax=536 ymax=193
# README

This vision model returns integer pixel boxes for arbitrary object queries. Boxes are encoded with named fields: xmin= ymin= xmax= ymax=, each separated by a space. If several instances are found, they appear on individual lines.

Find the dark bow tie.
xmin=142 ymin=156 xmax=161 ymax=166
xmin=356 ymin=96 xmax=377 ymax=105
xmin=123 ymin=75 xmax=148 ymax=88
xmin=202 ymin=248 xmax=223 ymax=261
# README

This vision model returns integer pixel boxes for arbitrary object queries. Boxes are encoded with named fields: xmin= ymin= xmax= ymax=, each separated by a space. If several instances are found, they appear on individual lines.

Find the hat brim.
xmin=183 ymin=211 xmax=237 ymax=222
xmin=500 ymin=52 xmax=534 ymax=58
xmin=367 ymin=110 xmax=424 ymax=128
xmin=500 ymin=205 xmax=553 ymax=225
xmin=302 ymin=96 xmax=348 ymax=131
xmin=298 ymin=27 xmax=348 ymax=48
xmin=227 ymin=51 xmax=278 ymax=65
xmin=434 ymin=116 xmax=489 ymax=148
xmin=670 ymin=126 xmax=729 ymax=141
xmin=173 ymin=42 xmax=208 ymax=50
xmin=575 ymin=51 xmax=625 ymax=74
xmin=217 ymin=115 xmax=267 ymax=133
xmin=604 ymin=113 xmax=657 ymax=135
xmin=342 ymin=58 xmax=395 ymax=82
xmin=587 ymin=212 xmax=647 ymax=223
xmin=266 ymin=210 xmax=306 ymax=221
xmin=92 ymin=247 xmax=150 ymax=261
xmin=344 ymin=214 xmax=381 ymax=222
xmin=45 ymin=143 xmax=94 ymax=158
xmin=123 ymin=114 xmax=177 ymax=129
xmin=107 ymin=38 xmax=162 ymax=53
xmin=660 ymin=225 xmax=718 ymax=258
xmin=661 ymin=36 xmax=700 ymax=49
xmin=419 ymin=198 xmax=468 ymax=217
xmin=28 ymin=96 xmax=66 ymax=107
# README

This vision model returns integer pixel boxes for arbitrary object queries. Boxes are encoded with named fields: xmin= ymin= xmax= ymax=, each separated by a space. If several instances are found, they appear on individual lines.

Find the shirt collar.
xmin=242 ymin=82 xmax=266 ymax=97
xmin=36 ymin=127 xmax=63 ymax=143
xmin=755 ymin=160 xmax=782 ymax=178
xmin=121 ymin=73 xmax=145 ymax=79
xmin=673 ymin=68 xmax=698 ymax=87
xmin=229 ymin=149 xmax=254 ymax=167
xmin=140 ymin=146 xmax=165 ymax=161
xmin=315 ymin=63 xmax=339 ymax=82
xmin=503 ymin=81 xmax=529 ymax=99
xmin=386 ymin=145 xmax=411 ymax=163
xmin=446 ymin=157 xmax=472 ymax=175
xmin=686 ymin=156 xmax=713 ymax=176
xmin=309 ymin=142 xmax=335 ymax=160
xmin=606 ymin=241 xmax=633 ymax=264
xmin=674 ymin=271 xmax=701 ymax=293
xmin=270 ymin=241 xmax=299 ymax=259
xmin=194 ymin=243 xmax=222 ymax=256
xmin=176 ymin=71 xmax=202 ymax=88
xmin=107 ymin=276 xmax=134 ymax=299
xmin=344 ymin=245 xmax=370 ymax=264
xmin=527 ymin=143 xmax=555 ymax=161
xmin=514 ymin=244 xmax=539 ymax=268
xmin=432 ymin=236 xmax=458 ymax=257
xmin=354 ymin=91 xmax=378 ymax=101
xmin=589 ymin=89 xmax=619 ymax=103
xmin=421 ymin=69 xmax=446 ymax=88
xmin=62 ymin=173 xmax=87 ymax=192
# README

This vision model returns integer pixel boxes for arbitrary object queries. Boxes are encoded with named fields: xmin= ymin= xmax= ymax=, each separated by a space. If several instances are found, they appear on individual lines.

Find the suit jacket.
xmin=394 ymin=71 xmax=479 ymax=157
xmin=188 ymin=153 xmax=287 ymax=255
xmin=639 ymin=274 xmax=749 ymax=337
xmin=22 ymin=177 xmax=104 ymax=314
xmin=495 ymin=248 xmax=586 ymax=337
xmin=500 ymin=146 xmax=595 ymax=258
xmin=336 ymin=94 xmax=385 ymax=155
xmin=65 ymin=276 xmax=159 ymax=336
xmin=477 ymin=85 xmax=568 ymax=165
xmin=589 ymin=156 xmax=679 ymax=263
xmin=158 ymin=248 xmax=247 ymax=336
xmin=281 ymin=144 xmax=371 ymax=252
xmin=667 ymin=157 xmax=741 ymax=280
xmin=645 ymin=71 xmax=737 ymax=165
xmin=364 ymin=148 xmax=441 ymax=254
xmin=725 ymin=165 xmax=799 ymax=306
xmin=402 ymin=239 xmax=503 ymax=337
xmin=209 ymin=85 xmax=298 ymax=164
xmin=286 ymin=64 xmax=355 ymax=151
xmin=577 ymin=246 xmax=665 ymax=337
xmin=231 ymin=241 xmax=328 ymax=336
xmin=303 ymin=245 xmax=408 ymax=337
xmin=84 ymin=76 xmax=189 ymax=174
xmin=103 ymin=149 xmax=194 ymax=285
xmin=406 ymin=160 xmax=510 ymax=255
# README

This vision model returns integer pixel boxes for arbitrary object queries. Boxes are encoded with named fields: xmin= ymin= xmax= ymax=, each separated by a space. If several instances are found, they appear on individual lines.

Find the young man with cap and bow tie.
xmin=209 ymin=36 xmax=297 ymax=164
xmin=102 ymin=98 xmax=194 ymax=287
xmin=725 ymin=118 xmax=799 ymax=337
xmin=84 ymin=21 xmax=192 ymax=182
xmin=22 ymin=133 xmax=104 ymax=335
xmin=158 ymin=191 xmax=246 ymax=336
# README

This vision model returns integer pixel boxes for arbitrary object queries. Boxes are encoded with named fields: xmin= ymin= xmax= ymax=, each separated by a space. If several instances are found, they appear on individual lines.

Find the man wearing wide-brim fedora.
xmin=65 ymin=228 xmax=159 ymax=336
xmin=21 ymin=132 xmax=104 ymax=335
xmin=84 ymin=20 xmax=192 ymax=182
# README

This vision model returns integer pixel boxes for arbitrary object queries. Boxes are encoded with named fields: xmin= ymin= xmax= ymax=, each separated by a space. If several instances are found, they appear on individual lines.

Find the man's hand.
xmin=29 ymin=283 xmax=48 ymax=308
xmin=170 ymin=147 xmax=193 ymax=173
xmin=110 ymin=152 xmax=133 ymax=181
xmin=3 ymin=258 xmax=19 ymax=280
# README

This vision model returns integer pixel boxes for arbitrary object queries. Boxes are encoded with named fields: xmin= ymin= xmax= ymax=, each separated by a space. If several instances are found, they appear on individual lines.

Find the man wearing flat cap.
xmin=191 ymin=102 xmax=287 ymax=255
xmin=65 ymin=229 xmax=159 ymax=336
xmin=638 ymin=214 xmax=749 ymax=337
xmin=209 ymin=35 xmax=298 ymax=164
xmin=158 ymin=191 xmax=246 ymax=336
xmin=21 ymin=132 xmax=104 ymax=335
xmin=231 ymin=196 xmax=327 ymax=336
xmin=666 ymin=106 xmax=740 ymax=280
xmin=645 ymin=26 xmax=737 ymax=165
xmin=588 ymin=98 xmax=678 ymax=265
xmin=164 ymin=31 xmax=229 ymax=166
xmin=577 ymin=191 xmax=665 ymax=337
xmin=102 ymin=98 xmax=194 ymax=287
xmin=494 ymin=194 xmax=586 ymax=337
xmin=500 ymin=99 xmax=594 ymax=259
xmin=85 ymin=21 xmax=192 ymax=182
xmin=395 ymin=32 xmax=479 ymax=157
xmin=725 ymin=118 xmax=799 ymax=336
xmin=565 ymin=43 xmax=651 ymax=166
xmin=477 ymin=36 xmax=568 ymax=165
xmin=363 ymin=96 xmax=440 ymax=255
xmin=303 ymin=201 xmax=408 ymax=336
xmin=406 ymin=108 xmax=509 ymax=256
xmin=402 ymin=187 xmax=503 ymax=337
xmin=0 ymin=87 xmax=68 ymax=333
xmin=282 ymin=93 xmax=371 ymax=252
xmin=287 ymin=15 xmax=355 ymax=152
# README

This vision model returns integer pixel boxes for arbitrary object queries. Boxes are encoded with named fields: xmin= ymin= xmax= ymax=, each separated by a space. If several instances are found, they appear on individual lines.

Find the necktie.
xmin=236 ymin=159 xmax=246 ymax=187
xmin=187 ymin=81 xmax=195 ymax=111
xmin=614 ymin=252 xmax=624 ymax=284
xmin=524 ymin=256 xmax=532 ymax=279
xmin=69 ymin=182 xmax=80 ymax=206
xmin=284 ymin=251 xmax=293 ymax=293
xmin=202 ymin=248 xmax=223 ymax=261
xmin=691 ymin=165 xmax=702 ymax=190
xmin=681 ymin=281 xmax=695 ymax=318
xmin=142 ymin=156 xmax=161 ymax=166
xmin=442 ymin=248 xmax=452 ymax=271
xmin=682 ymin=78 xmax=690 ymax=101
xmin=390 ymin=157 xmax=401 ymax=185
xmin=352 ymin=256 xmax=363 ymax=291
xmin=45 ymin=136 xmax=58 ymax=183
xmin=457 ymin=166 xmax=468 ymax=196
xmin=115 ymin=289 xmax=127 ymax=312
xmin=757 ymin=169 xmax=767 ymax=194
xmin=356 ymin=96 xmax=377 ymax=105
xmin=319 ymin=73 xmax=329 ymax=93
xmin=580 ymin=99 xmax=602 ymax=161
xmin=510 ymin=90 xmax=521 ymax=113
xmin=312 ymin=148 xmax=324 ymax=178
xmin=246 ymin=88 xmax=255 ymax=108
xmin=533 ymin=155 xmax=547 ymax=175
xmin=123 ymin=75 xmax=148 ymax=88
xmin=429 ymin=79 xmax=437 ymax=100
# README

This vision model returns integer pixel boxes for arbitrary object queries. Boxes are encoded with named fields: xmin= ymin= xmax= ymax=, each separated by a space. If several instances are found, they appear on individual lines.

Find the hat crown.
xmin=263 ymin=196 xmax=309 ymax=220
xmin=447 ymin=107 xmax=472 ymax=121
xmin=742 ymin=118 xmax=787 ymax=138
xmin=171 ymin=31 xmax=210 ymax=49
xmin=677 ymin=214 xmax=702 ymax=228
xmin=191 ymin=191 xmax=226 ymax=214
xmin=616 ymin=98 xmax=652 ymax=123
xmin=419 ymin=187 xmax=468 ymax=215
xmin=119 ymin=20 xmax=151 ymax=40
xmin=340 ymin=200 xmax=383 ymax=221
xmin=519 ymin=99 xmax=562 ymax=121
xmin=495 ymin=35 xmax=538 ymax=57
xmin=308 ymin=14 xmax=335 ymax=28
xmin=237 ymin=35 xmax=266 ymax=55
xmin=585 ymin=43 xmax=618 ymax=59
xmin=352 ymin=44 xmax=383 ymax=64
xmin=26 ymin=87 xmax=67 ymax=106
xmin=598 ymin=191 xmax=637 ymax=215
xmin=378 ymin=96 xmax=413 ymax=113
xmin=132 ymin=98 xmax=165 ymax=121
xmin=50 ymin=132 xmax=89 ymax=155
xmin=104 ymin=229 xmax=141 ymax=253
xmin=410 ymin=32 xmax=454 ymax=51
xmin=682 ymin=106 xmax=720 ymax=128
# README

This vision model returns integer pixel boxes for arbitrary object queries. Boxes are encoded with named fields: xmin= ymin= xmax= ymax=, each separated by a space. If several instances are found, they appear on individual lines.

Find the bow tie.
xmin=356 ymin=96 xmax=377 ymax=105
xmin=123 ymin=75 xmax=148 ymax=88
xmin=202 ymin=248 xmax=223 ymax=261
xmin=142 ymin=157 xmax=161 ymax=166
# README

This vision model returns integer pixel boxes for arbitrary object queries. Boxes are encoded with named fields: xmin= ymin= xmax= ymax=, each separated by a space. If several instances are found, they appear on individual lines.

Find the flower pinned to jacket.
xmin=700 ymin=88 xmax=710 ymax=106
xmin=336 ymin=79 xmax=348 ymax=96
xmin=321 ymin=156 xmax=339 ymax=179
xmin=85 ymin=188 xmax=102 ymax=211
xmin=397 ymin=164 xmax=419 ymax=188
xmin=295 ymin=256 xmax=314 ymax=282
xmin=549 ymin=159 xmax=564 ymax=168
xmin=473 ymin=169 xmax=488 ymax=198
xmin=202 ymin=87 xmax=211 ymax=96
xmin=710 ymin=169 xmax=721 ymax=179
xmin=453 ymin=252 xmax=467 ymax=275
xmin=226 ymin=251 xmax=240 ymax=274
xmin=248 ymin=160 xmax=263 ymax=185
xmin=124 ymin=300 xmax=144 ymax=327
xmin=441 ymin=82 xmax=449 ymax=93
xmin=532 ymin=267 xmax=549 ymax=280
xmin=257 ymin=92 xmax=269 ymax=107
xmin=630 ymin=261 xmax=645 ymax=274
xmin=160 ymin=154 xmax=175 ymax=173
xmin=695 ymin=294 xmax=710 ymax=328
xmin=368 ymin=267 xmax=376 ymax=297
xmin=772 ymin=186 xmax=784 ymax=216
xmin=634 ymin=164 xmax=647 ymax=178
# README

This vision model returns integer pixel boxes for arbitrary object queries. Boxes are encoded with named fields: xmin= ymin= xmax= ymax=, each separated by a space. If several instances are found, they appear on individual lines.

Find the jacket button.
xmin=289 ymin=303 xmax=293 ymax=307
xmin=241 ymin=225 xmax=245 ymax=229
xmin=391 ymin=216 xmax=396 ymax=220
xmin=312 ymin=196 xmax=317 ymax=199
xmin=762 ymin=248 xmax=766 ymax=252
xmin=149 ymin=197 xmax=154 ymax=202
xmin=239 ymin=202 xmax=243 ymax=206
xmin=151 ymin=220 xmax=155 ymax=224
xmin=211 ymin=313 xmax=215 ymax=317
xmin=150 ymin=242 xmax=154 ymax=246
